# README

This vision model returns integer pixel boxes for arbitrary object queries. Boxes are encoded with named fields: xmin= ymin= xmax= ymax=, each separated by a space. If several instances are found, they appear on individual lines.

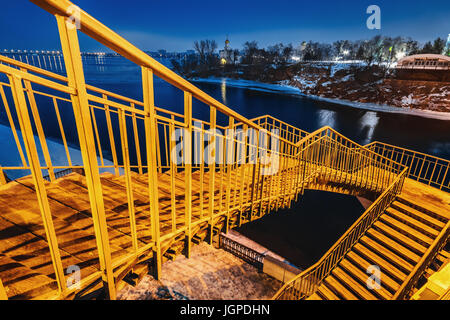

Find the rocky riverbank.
xmin=281 ymin=63 xmax=450 ymax=114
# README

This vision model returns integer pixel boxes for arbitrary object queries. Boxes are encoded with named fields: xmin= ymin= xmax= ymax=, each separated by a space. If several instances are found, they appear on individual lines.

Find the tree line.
xmin=171 ymin=36 xmax=449 ymax=78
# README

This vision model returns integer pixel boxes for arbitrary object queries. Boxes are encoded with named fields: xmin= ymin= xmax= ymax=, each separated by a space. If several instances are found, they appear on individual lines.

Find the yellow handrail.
xmin=366 ymin=141 xmax=450 ymax=191
xmin=273 ymin=167 xmax=408 ymax=299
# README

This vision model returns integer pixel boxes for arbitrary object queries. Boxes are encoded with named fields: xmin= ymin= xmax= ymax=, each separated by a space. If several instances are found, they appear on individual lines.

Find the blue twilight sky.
xmin=0 ymin=0 xmax=449 ymax=52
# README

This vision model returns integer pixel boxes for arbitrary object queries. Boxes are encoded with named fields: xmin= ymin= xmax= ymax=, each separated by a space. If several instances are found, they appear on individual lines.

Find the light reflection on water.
xmin=317 ymin=109 xmax=337 ymax=129
xmin=358 ymin=111 xmax=380 ymax=145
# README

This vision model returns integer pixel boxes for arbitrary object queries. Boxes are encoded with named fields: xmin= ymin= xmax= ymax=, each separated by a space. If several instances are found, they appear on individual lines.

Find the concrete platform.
xmin=117 ymin=242 xmax=282 ymax=300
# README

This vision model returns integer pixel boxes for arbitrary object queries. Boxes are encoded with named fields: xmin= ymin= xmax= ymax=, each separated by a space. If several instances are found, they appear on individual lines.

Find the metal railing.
xmin=393 ymin=220 xmax=450 ymax=300
xmin=219 ymin=233 xmax=265 ymax=270
xmin=366 ymin=141 xmax=450 ymax=192
xmin=0 ymin=0 xmax=444 ymax=301
xmin=0 ymin=0 xmax=304 ymax=300
xmin=273 ymin=167 xmax=408 ymax=300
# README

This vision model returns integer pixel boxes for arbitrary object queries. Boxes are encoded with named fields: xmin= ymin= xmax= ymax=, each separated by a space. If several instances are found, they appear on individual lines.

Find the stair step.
xmin=380 ymin=212 xmax=434 ymax=246
xmin=391 ymin=201 xmax=445 ymax=229
xmin=386 ymin=207 xmax=440 ymax=238
xmin=353 ymin=243 xmax=408 ymax=282
xmin=367 ymin=228 xmax=421 ymax=264
xmin=332 ymin=266 xmax=379 ymax=300
xmin=306 ymin=293 xmax=323 ymax=300
xmin=374 ymin=221 xmax=427 ymax=255
xmin=345 ymin=250 xmax=400 ymax=294
xmin=324 ymin=275 xmax=358 ymax=300
xmin=360 ymin=236 xmax=415 ymax=273
xmin=397 ymin=195 xmax=449 ymax=221
xmin=316 ymin=282 xmax=340 ymax=300
xmin=436 ymin=253 xmax=449 ymax=264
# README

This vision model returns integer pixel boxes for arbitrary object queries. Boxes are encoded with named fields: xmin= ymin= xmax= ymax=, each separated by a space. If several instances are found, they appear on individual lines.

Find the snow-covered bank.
xmin=0 ymin=123 xmax=119 ymax=180
xmin=192 ymin=77 xmax=450 ymax=121
xmin=191 ymin=77 xmax=302 ymax=95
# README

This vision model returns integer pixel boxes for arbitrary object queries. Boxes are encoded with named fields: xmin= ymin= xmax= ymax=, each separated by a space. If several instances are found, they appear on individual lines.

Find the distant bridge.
xmin=0 ymin=0 xmax=448 ymax=300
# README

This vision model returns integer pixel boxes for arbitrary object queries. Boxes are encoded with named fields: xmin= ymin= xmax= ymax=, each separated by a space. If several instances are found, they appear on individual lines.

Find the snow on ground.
xmin=0 ymin=123 xmax=118 ymax=180
xmin=192 ymin=77 xmax=450 ymax=121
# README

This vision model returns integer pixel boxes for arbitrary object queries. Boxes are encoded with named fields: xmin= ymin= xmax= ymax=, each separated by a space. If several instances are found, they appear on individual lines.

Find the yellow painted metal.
xmin=0 ymin=278 xmax=7 ymax=300
xmin=184 ymin=91 xmax=193 ymax=257
xmin=142 ymin=66 xmax=162 ymax=279
xmin=225 ymin=117 xmax=234 ymax=233
xmin=21 ymin=70 xmax=56 ymax=181
xmin=103 ymin=95 xmax=120 ymax=176
xmin=208 ymin=107 xmax=217 ymax=244
xmin=0 ymin=84 xmax=27 ymax=167
xmin=0 ymin=168 xmax=7 ymax=185
xmin=52 ymin=97 xmax=72 ymax=167
xmin=118 ymin=109 xmax=139 ymax=253
xmin=56 ymin=14 xmax=116 ymax=300
xmin=8 ymin=74 xmax=66 ymax=295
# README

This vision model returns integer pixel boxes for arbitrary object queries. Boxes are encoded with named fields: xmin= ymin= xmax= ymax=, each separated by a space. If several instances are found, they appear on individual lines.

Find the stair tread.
xmin=332 ymin=265 xmax=379 ymax=300
xmin=397 ymin=195 xmax=450 ymax=220
xmin=392 ymin=201 xmax=445 ymax=229
xmin=380 ymin=213 xmax=434 ymax=246
xmin=360 ymin=235 xmax=415 ymax=272
xmin=386 ymin=207 xmax=440 ymax=237
xmin=367 ymin=228 xmax=421 ymax=263
xmin=374 ymin=220 xmax=428 ymax=255
xmin=306 ymin=293 xmax=323 ymax=300
xmin=345 ymin=251 xmax=400 ymax=295
xmin=316 ymin=282 xmax=340 ymax=300
xmin=324 ymin=275 xmax=358 ymax=300
xmin=353 ymin=243 xmax=408 ymax=282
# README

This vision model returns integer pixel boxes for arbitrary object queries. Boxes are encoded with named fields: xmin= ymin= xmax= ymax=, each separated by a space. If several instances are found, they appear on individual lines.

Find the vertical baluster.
xmin=0 ymin=278 xmax=7 ymax=300
xmin=131 ymin=104 xmax=143 ymax=174
xmin=103 ymin=95 xmax=119 ymax=176
xmin=225 ymin=118 xmax=234 ymax=233
xmin=208 ymin=107 xmax=217 ymax=244
xmin=9 ymin=74 xmax=66 ymax=296
xmin=21 ymin=71 xmax=55 ymax=181
xmin=141 ymin=66 xmax=161 ymax=279
xmin=52 ymin=97 xmax=72 ymax=167
xmin=118 ymin=109 xmax=138 ymax=253
xmin=199 ymin=122 xmax=205 ymax=218
xmin=169 ymin=116 xmax=177 ymax=233
xmin=155 ymin=119 xmax=162 ymax=174
xmin=183 ymin=92 xmax=192 ymax=257
xmin=0 ymin=85 xmax=27 ymax=167
xmin=239 ymin=124 xmax=248 ymax=225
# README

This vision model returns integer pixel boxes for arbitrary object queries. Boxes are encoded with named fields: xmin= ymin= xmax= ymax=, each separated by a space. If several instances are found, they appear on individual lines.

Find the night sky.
xmin=1 ymin=0 xmax=449 ymax=51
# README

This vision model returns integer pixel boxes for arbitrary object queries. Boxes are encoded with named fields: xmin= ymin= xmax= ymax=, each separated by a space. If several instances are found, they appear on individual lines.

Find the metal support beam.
xmin=56 ymin=15 xmax=116 ymax=300
xmin=0 ymin=278 xmax=7 ymax=300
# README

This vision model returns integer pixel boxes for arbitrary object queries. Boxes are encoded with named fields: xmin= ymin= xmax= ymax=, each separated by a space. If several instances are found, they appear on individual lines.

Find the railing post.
xmin=208 ymin=107 xmax=217 ymax=245
xmin=8 ymin=74 xmax=66 ymax=296
xmin=0 ymin=278 xmax=7 ymax=300
xmin=0 ymin=168 xmax=7 ymax=185
xmin=118 ymin=109 xmax=138 ymax=254
xmin=56 ymin=15 xmax=116 ymax=299
xmin=225 ymin=117 xmax=234 ymax=233
xmin=142 ymin=66 xmax=162 ymax=279
xmin=184 ymin=91 xmax=193 ymax=258
xmin=20 ymin=70 xmax=56 ymax=181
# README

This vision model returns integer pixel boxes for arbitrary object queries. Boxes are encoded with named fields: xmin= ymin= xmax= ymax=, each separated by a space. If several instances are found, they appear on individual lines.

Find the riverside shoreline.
xmin=191 ymin=76 xmax=450 ymax=121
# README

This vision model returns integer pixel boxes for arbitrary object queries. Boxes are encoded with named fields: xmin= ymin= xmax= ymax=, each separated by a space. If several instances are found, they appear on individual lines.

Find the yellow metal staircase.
xmin=0 ymin=0 xmax=448 ymax=300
